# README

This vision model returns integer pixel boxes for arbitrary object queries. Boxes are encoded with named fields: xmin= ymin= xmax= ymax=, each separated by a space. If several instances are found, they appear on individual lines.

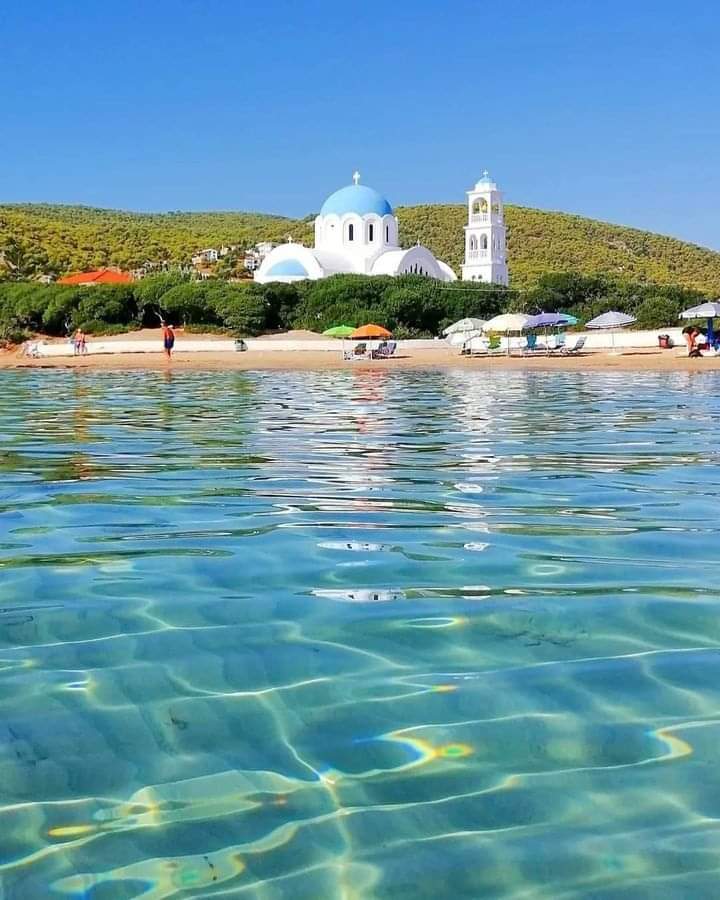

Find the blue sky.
xmin=2 ymin=0 xmax=719 ymax=248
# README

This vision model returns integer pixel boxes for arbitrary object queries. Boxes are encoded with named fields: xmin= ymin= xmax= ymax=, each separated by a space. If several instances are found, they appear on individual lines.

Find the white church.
xmin=254 ymin=171 xmax=508 ymax=286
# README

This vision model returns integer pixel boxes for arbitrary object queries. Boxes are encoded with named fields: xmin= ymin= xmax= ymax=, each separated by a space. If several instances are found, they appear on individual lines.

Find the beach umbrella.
xmin=559 ymin=313 xmax=579 ymax=326
xmin=483 ymin=313 xmax=530 ymax=356
xmin=443 ymin=317 xmax=486 ymax=335
xmin=350 ymin=323 xmax=392 ymax=340
xmin=524 ymin=312 xmax=572 ymax=329
xmin=524 ymin=312 xmax=574 ymax=353
xmin=679 ymin=301 xmax=720 ymax=348
xmin=447 ymin=329 xmax=484 ymax=348
xmin=586 ymin=311 xmax=636 ymax=354
xmin=323 ymin=325 xmax=355 ymax=337
xmin=483 ymin=313 xmax=530 ymax=333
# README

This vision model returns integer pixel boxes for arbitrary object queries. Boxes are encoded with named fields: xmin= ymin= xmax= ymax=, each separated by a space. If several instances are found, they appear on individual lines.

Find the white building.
xmin=461 ymin=171 xmax=508 ymax=285
xmin=254 ymin=173 xmax=456 ymax=284
xmin=192 ymin=248 xmax=219 ymax=266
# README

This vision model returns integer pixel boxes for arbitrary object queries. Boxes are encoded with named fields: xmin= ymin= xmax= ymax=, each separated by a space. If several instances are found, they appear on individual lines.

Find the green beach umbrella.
xmin=323 ymin=325 xmax=355 ymax=338
xmin=559 ymin=313 xmax=579 ymax=326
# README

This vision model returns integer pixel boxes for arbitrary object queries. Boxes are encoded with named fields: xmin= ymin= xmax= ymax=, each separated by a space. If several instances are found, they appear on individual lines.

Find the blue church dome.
xmin=320 ymin=183 xmax=393 ymax=218
xmin=266 ymin=258 xmax=309 ymax=277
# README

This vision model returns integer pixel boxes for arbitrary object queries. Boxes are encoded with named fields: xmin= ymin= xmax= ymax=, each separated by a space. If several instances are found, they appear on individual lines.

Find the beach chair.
xmin=487 ymin=334 xmax=503 ymax=354
xmin=547 ymin=332 xmax=567 ymax=353
xmin=521 ymin=334 xmax=538 ymax=355
xmin=344 ymin=342 xmax=369 ymax=360
xmin=465 ymin=335 xmax=489 ymax=356
xmin=559 ymin=336 xmax=586 ymax=355
xmin=372 ymin=340 xmax=397 ymax=359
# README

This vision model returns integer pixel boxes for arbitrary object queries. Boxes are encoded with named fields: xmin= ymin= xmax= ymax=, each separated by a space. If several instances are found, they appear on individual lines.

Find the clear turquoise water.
xmin=1 ymin=368 xmax=720 ymax=899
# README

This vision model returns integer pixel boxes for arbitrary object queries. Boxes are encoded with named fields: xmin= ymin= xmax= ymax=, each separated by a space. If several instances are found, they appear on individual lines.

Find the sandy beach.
xmin=2 ymin=328 xmax=718 ymax=373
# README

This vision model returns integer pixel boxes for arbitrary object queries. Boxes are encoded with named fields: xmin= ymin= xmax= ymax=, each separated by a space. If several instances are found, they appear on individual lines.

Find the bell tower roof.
xmin=472 ymin=170 xmax=497 ymax=191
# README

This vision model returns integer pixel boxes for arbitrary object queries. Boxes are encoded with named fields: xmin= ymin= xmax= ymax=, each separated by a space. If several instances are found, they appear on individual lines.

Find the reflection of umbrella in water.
xmin=586 ymin=311 xmax=636 ymax=354
xmin=679 ymin=301 xmax=720 ymax=348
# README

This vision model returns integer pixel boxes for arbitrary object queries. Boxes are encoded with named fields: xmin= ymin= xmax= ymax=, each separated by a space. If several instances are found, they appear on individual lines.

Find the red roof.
xmin=57 ymin=269 xmax=133 ymax=285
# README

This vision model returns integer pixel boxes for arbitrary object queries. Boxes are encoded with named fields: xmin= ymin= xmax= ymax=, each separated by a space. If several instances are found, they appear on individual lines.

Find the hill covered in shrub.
xmin=1 ymin=202 xmax=719 ymax=294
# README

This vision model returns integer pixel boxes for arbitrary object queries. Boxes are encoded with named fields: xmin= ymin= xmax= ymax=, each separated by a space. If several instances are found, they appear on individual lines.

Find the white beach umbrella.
xmin=443 ymin=317 xmax=486 ymax=335
xmin=483 ymin=313 xmax=530 ymax=333
xmin=586 ymin=311 xmax=636 ymax=353
xmin=483 ymin=313 xmax=530 ymax=356
xmin=679 ymin=302 xmax=720 ymax=319
xmin=447 ymin=329 xmax=483 ymax=347
xmin=680 ymin=301 xmax=720 ymax=348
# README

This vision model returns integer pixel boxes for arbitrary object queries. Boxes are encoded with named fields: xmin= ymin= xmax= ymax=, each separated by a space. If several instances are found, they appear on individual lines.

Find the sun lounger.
xmin=371 ymin=340 xmax=397 ymax=359
xmin=488 ymin=335 xmax=504 ymax=354
xmin=546 ymin=333 xmax=567 ymax=353
xmin=343 ymin=342 xmax=369 ymax=360
xmin=462 ymin=335 xmax=488 ymax=355
xmin=521 ymin=334 xmax=539 ymax=355
xmin=559 ymin=336 xmax=586 ymax=355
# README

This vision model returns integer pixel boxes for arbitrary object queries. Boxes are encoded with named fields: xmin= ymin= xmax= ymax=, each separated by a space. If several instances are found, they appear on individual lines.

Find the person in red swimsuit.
xmin=162 ymin=323 xmax=175 ymax=360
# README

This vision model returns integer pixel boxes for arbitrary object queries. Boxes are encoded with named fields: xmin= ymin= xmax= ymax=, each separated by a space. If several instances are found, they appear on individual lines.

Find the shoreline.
xmin=2 ymin=328 xmax=716 ymax=373
xmin=1 ymin=347 xmax=718 ymax=373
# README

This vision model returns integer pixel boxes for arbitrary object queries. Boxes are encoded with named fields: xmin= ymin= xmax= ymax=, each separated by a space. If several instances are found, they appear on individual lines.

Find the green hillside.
xmin=1 ymin=202 xmax=719 ymax=294
xmin=396 ymin=205 xmax=720 ymax=292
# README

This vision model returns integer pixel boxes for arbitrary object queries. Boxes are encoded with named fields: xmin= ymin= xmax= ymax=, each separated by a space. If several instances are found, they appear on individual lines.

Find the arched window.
xmin=368 ymin=223 xmax=374 ymax=242
xmin=385 ymin=225 xmax=389 ymax=242
xmin=348 ymin=223 xmax=354 ymax=241
xmin=469 ymin=235 xmax=478 ymax=251
xmin=480 ymin=234 xmax=488 ymax=250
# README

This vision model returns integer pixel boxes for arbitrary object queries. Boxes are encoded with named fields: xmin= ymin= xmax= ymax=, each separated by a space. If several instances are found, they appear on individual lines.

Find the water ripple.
xmin=1 ymin=369 xmax=720 ymax=898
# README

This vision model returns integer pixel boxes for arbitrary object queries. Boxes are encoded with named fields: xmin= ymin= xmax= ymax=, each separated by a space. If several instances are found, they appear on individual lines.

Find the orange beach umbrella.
xmin=350 ymin=323 xmax=392 ymax=339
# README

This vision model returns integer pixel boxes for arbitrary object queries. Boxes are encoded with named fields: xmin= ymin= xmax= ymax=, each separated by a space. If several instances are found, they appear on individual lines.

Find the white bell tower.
xmin=461 ymin=171 xmax=508 ymax=285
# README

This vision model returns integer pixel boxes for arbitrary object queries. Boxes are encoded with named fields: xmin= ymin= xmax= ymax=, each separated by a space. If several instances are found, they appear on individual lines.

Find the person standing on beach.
xmin=162 ymin=323 xmax=175 ymax=360
xmin=73 ymin=329 xmax=86 ymax=356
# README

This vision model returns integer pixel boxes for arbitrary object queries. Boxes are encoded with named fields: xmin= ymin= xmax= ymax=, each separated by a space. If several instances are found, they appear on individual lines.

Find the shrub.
xmin=76 ymin=285 xmax=137 ymax=329
xmin=212 ymin=284 xmax=267 ymax=335
xmin=159 ymin=283 xmax=219 ymax=326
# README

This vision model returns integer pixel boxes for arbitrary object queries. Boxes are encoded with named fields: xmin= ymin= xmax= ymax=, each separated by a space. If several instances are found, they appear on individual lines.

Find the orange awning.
xmin=350 ymin=323 xmax=392 ymax=339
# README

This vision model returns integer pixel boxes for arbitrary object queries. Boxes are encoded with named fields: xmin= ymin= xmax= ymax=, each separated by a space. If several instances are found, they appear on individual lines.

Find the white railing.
xmin=469 ymin=213 xmax=503 ymax=225
xmin=467 ymin=250 xmax=489 ymax=260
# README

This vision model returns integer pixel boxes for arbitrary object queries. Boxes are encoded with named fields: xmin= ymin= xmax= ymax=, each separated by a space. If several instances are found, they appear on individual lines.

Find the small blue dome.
xmin=320 ymin=184 xmax=393 ymax=218
xmin=266 ymin=258 xmax=308 ymax=277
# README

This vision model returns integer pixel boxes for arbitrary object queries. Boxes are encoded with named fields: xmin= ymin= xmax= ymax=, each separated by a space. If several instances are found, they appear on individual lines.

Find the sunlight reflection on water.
xmin=1 ymin=368 xmax=720 ymax=898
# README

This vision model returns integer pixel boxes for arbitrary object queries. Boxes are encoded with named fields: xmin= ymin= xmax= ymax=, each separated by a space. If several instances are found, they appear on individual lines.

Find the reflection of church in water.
xmin=255 ymin=171 xmax=508 ymax=286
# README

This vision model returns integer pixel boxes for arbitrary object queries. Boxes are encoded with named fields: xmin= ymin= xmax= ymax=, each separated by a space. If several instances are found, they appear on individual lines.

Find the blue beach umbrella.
xmin=524 ymin=312 xmax=575 ymax=352
xmin=524 ymin=312 xmax=572 ymax=328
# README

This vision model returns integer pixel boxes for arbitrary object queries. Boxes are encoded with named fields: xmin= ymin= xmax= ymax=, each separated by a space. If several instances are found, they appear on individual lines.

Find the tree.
xmin=211 ymin=284 xmax=267 ymax=335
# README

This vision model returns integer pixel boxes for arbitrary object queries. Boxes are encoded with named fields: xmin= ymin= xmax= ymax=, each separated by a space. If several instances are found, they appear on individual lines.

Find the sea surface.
xmin=1 ymin=368 xmax=719 ymax=899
